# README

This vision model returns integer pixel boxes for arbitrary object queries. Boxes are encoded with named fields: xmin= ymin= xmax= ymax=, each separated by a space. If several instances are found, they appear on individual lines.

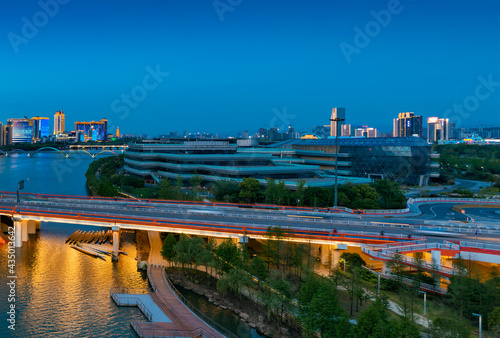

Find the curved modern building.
xmin=124 ymin=137 xmax=433 ymax=187
xmin=290 ymin=136 xmax=433 ymax=186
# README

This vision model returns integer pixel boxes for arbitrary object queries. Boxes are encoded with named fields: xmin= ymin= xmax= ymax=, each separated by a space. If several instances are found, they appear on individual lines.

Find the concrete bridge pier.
xmin=21 ymin=220 xmax=28 ymax=243
xmin=320 ymin=244 xmax=330 ymax=265
xmin=112 ymin=226 xmax=120 ymax=261
xmin=27 ymin=220 xmax=37 ymax=234
xmin=14 ymin=220 xmax=22 ymax=248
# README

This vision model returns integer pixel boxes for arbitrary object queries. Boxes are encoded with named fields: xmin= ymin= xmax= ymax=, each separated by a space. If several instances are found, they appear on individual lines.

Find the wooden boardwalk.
xmin=136 ymin=231 xmax=224 ymax=338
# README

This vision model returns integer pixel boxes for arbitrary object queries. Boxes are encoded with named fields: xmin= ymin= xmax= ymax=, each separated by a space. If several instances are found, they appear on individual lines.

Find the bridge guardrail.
xmin=6 ymin=200 xmax=500 ymax=237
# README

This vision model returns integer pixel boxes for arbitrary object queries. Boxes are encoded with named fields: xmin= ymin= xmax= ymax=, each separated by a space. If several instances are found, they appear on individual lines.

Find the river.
xmin=0 ymin=153 xmax=265 ymax=337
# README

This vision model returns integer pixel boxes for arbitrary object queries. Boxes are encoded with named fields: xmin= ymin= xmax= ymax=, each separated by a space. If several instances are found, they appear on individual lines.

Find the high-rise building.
xmin=0 ymin=122 xmax=3 ymax=146
xmin=330 ymin=107 xmax=346 ymax=137
xmin=31 ymin=117 xmax=50 ymax=141
xmin=116 ymin=126 xmax=120 ymax=138
xmin=54 ymin=110 xmax=65 ymax=135
xmin=366 ymin=127 xmax=378 ymax=138
xmin=3 ymin=124 xmax=11 ymax=145
xmin=394 ymin=112 xmax=423 ymax=138
xmin=427 ymin=117 xmax=449 ymax=143
xmin=3 ymin=124 xmax=12 ymax=145
xmin=354 ymin=128 xmax=365 ymax=137
xmin=341 ymin=124 xmax=351 ymax=137
xmin=449 ymin=121 xmax=457 ymax=140
xmin=74 ymin=119 xmax=108 ymax=141
xmin=7 ymin=118 xmax=33 ymax=144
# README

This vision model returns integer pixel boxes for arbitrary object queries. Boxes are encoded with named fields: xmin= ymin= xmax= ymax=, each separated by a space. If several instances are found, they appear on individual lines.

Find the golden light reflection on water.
xmin=0 ymin=222 xmax=149 ymax=337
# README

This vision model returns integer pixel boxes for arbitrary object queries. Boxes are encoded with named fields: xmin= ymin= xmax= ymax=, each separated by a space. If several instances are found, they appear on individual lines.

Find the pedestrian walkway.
xmin=111 ymin=293 xmax=171 ymax=322
xmin=144 ymin=231 xmax=225 ymax=338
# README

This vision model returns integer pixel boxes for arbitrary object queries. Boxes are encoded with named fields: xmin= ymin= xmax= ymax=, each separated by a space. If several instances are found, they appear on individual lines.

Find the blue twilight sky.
xmin=1 ymin=0 xmax=500 ymax=137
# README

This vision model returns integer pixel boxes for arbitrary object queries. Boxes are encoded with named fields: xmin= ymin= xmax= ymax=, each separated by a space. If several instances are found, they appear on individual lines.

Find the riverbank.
xmin=166 ymin=267 xmax=299 ymax=337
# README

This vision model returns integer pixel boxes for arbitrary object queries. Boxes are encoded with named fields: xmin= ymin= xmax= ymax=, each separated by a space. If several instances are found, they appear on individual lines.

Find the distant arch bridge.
xmin=0 ymin=147 xmax=120 ymax=158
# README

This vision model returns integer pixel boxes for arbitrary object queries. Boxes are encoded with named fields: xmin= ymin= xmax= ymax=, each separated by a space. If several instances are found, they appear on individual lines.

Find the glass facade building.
xmin=291 ymin=137 xmax=432 ymax=186
xmin=32 ymin=117 xmax=50 ymax=141
xmin=74 ymin=119 xmax=108 ymax=141
xmin=7 ymin=119 xmax=33 ymax=144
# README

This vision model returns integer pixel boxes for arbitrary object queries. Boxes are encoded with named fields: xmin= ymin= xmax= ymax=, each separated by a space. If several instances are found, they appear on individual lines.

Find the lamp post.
xmin=418 ymin=290 xmax=427 ymax=316
xmin=472 ymin=313 xmax=482 ymax=338
xmin=377 ymin=273 xmax=381 ymax=295
xmin=330 ymin=117 xmax=345 ymax=207
xmin=16 ymin=180 xmax=25 ymax=212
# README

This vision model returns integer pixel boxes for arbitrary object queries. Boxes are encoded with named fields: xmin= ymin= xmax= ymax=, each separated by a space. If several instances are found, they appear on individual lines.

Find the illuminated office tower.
xmin=7 ymin=118 xmax=33 ymax=144
xmin=355 ymin=128 xmax=365 ymax=137
xmin=330 ymin=107 xmax=346 ymax=137
xmin=341 ymin=124 xmax=351 ymax=137
xmin=54 ymin=110 xmax=65 ymax=135
xmin=366 ymin=127 xmax=378 ymax=138
xmin=31 ymin=117 xmax=50 ymax=141
xmin=394 ymin=112 xmax=423 ymax=138
xmin=427 ymin=117 xmax=449 ymax=143
xmin=74 ymin=119 xmax=108 ymax=141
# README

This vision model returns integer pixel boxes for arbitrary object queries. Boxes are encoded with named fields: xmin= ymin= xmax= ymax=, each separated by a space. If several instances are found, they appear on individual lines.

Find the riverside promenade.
xmin=139 ymin=231 xmax=225 ymax=338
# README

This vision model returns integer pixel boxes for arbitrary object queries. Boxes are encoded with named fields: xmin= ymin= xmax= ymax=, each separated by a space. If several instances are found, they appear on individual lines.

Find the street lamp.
xmin=16 ymin=179 xmax=26 ymax=212
xmin=418 ymin=290 xmax=427 ymax=316
xmin=330 ymin=116 xmax=345 ymax=207
xmin=472 ymin=313 xmax=482 ymax=338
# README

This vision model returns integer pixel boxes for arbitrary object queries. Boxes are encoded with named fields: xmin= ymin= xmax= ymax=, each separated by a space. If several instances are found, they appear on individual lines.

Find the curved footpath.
xmin=143 ymin=231 xmax=224 ymax=338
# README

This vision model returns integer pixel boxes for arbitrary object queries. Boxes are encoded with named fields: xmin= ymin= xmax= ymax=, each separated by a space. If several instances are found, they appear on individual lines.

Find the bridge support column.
xmin=332 ymin=249 xmax=341 ymax=269
xmin=21 ymin=220 xmax=28 ymax=242
xmin=431 ymin=250 xmax=441 ymax=266
xmin=112 ymin=226 xmax=120 ymax=261
xmin=36 ymin=221 xmax=41 ymax=230
xmin=14 ymin=220 xmax=22 ymax=248
xmin=214 ymin=238 xmax=225 ymax=247
xmin=28 ymin=220 xmax=36 ymax=234
xmin=320 ymin=244 xmax=330 ymax=265
xmin=382 ymin=261 xmax=391 ymax=275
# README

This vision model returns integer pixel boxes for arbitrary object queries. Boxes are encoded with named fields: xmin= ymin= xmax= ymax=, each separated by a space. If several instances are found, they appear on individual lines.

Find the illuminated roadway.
xmin=1 ymin=192 xmax=499 ymax=245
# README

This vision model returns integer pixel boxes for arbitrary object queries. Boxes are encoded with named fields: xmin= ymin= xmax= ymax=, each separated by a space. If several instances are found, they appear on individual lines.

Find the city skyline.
xmin=1 ymin=0 xmax=499 ymax=135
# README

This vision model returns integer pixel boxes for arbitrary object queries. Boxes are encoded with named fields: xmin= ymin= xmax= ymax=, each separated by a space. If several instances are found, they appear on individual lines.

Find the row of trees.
xmin=87 ymin=154 xmax=407 ymax=209
xmin=160 ymin=229 xmax=500 ymax=336
xmin=211 ymin=177 xmax=407 ymax=209
xmin=436 ymin=144 xmax=500 ymax=184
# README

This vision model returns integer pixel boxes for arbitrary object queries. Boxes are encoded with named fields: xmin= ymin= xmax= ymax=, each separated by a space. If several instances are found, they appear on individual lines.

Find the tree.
xmin=159 ymin=179 xmax=175 ymax=200
xmin=238 ymin=177 xmax=261 ymax=203
xmin=214 ymin=239 xmax=241 ymax=274
xmin=211 ymin=179 xmax=239 ymax=201
xmin=355 ymin=296 xmax=397 ymax=338
xmin=264 ymin=178 xmax=277 ymax=204
xmin=197 ymin=238 xmax=215 ymax=274
xmin=189 ymin=170 xmax=203 ymax=195
xmin=298 ymin=274 xmax=350 ymax=337
xmin=429 ymin=317 xmax=471 ymax=338
xmin=294 ymin=178 xmax=306 ymax=206
xmin=175 ymin=174 xmax=183 ymax=199
xmin=160 ymin=233 xmax=177 ymax=264
xmin=389 ymin=253 xmax=407 ymax=287
xmin=216 ymin=268 xmax=252 ymax=306
xmin=275 ymin=180 xmax=290 ymax=205
xmin=340 ymin=252 xmax=366 ymax=271
xmin=173 ymin=235 xmax=204 ymax=275
xmin=371 ymin=179 xmax=407 ymax=209
xmin=249 ymin=256 xmax=268 ymax=280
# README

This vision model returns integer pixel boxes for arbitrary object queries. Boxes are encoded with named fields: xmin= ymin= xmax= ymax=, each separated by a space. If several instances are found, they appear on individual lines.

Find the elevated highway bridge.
xmin=1 ymin=192 xmax=499 ymax=279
